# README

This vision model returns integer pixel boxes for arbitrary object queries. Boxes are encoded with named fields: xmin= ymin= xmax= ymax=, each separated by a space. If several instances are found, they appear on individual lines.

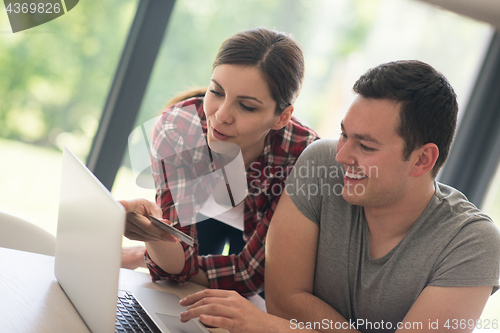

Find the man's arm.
xmin=396 ymin=285 xmax=492 ymax=333
xmin=265 ymin=191 xmax=360 ymax=333
xmin=265 ymin=192 xmax=493 ymax=333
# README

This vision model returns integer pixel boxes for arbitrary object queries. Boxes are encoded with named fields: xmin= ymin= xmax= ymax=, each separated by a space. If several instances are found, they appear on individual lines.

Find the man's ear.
xmin=271 ymin=105 xmax=294 ymax=130
xmin=410 ymin=143 xmax=439 ymax=177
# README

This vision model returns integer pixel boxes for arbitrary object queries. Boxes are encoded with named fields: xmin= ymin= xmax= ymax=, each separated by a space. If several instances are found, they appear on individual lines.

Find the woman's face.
xmin=204 ymin=64 xmax=291 ymax=166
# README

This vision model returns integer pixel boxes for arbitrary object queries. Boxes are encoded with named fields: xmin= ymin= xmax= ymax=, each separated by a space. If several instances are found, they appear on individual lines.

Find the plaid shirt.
xmin=145 ymin=97 xmax=319 ymax=296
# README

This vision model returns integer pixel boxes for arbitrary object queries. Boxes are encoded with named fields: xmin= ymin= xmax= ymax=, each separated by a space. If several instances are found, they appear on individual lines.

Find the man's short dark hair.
xmin=353 ymin=60 xmax=458 ymax=177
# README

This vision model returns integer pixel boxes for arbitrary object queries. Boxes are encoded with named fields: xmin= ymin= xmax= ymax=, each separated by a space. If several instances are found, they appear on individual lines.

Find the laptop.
xmin=54 ymin=147 xmax=210 ymax=333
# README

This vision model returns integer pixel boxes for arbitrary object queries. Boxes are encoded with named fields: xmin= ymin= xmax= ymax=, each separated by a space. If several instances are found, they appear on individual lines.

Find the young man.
xmin=265 ymin=60 xmax=500 ymax=333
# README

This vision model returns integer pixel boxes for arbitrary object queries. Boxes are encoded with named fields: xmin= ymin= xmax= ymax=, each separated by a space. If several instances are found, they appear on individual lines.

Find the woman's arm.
xmin=145 ymin=239 xmax=189 ymax=275
xmin=145 ymin=98 xmax=207 ymax=282
xmin=144 ymin=222 xmax=203 ymax=283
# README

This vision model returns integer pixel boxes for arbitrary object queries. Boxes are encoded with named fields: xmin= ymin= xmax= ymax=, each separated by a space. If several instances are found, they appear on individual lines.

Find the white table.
xmin=0 ymin=246 xmax=266 ymax=332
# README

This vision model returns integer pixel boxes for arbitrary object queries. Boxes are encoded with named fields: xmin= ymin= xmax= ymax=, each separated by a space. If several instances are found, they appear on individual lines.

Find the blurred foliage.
xmin=0 ymin=0 xmax=378 ymax=156
xmin=137 ymin=0 xmax=380 ymax=129
xmin=0 ymin=0 xmax=138 ymax=155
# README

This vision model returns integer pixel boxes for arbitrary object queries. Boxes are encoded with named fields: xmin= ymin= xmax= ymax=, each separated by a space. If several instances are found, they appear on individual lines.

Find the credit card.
xmin=149 ymin=215 xmax=194 ymax=247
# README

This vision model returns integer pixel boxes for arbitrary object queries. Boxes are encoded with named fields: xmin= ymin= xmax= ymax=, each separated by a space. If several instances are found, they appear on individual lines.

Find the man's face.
xmin=336 ymin=96 xmax=415 ymax=208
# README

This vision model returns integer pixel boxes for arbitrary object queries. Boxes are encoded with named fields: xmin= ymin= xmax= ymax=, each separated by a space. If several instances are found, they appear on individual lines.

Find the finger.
xmin=180 ymin=303 xmax=236 ymax=323
xmin=199 ymin=315 xmax=235 ymax=332
xmin=150 ymin=202 xmax=163 ymax=219
xmin=180 ymin=289 xmax=233 ymax=307
xmin=179 ymin=290 xmax=207 ymax=307
xmin=181 ymin=292 xmax=241 ymax=317
xmin=123 ymin=230 xmax=149 ymax=242
xmin=136 ymin=199 xmax=162 ymax=220
xmin=119 ymin=199 xmax=146 ymax=214
xmin=121 ymin=199 xmax=159 ymax=219
xmin=121 ymin=246 xmax=147 ymax=269
xmin=120 ymin=199 xmax=176 ymax=241
xmin=124 ymin=217 xmax=164 ymax=241
xmin=119 ymin=200 xmax=128 ymax=210
xmin=127 ymin=212 xmax=177 ymax=241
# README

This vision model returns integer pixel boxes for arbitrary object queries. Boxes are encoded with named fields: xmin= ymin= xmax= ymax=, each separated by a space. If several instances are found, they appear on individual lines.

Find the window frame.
xmin=86 ymin=0 xmax=177 ymax=190
xmin=439 ymin=31 xmax=500 ymax=207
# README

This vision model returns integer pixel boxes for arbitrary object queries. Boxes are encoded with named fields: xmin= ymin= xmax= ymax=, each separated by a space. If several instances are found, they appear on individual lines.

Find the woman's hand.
xmin=119 ymin=198 xmax=176 ymax=242
xmin=179 ymin=289 xmax=287 ymax=333
xmin=121 ymin=246 xmax=147 ymax=269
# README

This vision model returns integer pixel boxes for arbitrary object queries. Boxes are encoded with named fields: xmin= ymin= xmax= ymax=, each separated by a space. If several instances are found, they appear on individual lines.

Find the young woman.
xmin=120 ymin=28 xmax=319 ymax=296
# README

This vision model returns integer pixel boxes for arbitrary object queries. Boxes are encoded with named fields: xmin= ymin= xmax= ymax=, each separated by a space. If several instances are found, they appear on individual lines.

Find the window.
xmin=1 ymin=0 xmax=495 ymax=265
xmin=0 ymin=0 xmax=138 ymax=233
xmin=113 ymin=0 xmax=492 ymax=204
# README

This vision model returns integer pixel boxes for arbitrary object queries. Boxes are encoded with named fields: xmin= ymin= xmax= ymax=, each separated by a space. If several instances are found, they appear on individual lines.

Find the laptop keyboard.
xmin=115 ymin=290 xmax=162 ymax=333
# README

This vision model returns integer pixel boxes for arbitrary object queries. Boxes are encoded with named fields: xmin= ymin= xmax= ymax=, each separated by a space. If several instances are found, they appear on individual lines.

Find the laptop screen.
xmin=54 ymin=147 xmax=125 ymax=333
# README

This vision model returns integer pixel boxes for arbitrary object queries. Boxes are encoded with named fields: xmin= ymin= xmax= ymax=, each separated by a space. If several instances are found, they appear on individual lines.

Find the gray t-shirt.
xmin=285 ymin=139 xmax=500 ymax=333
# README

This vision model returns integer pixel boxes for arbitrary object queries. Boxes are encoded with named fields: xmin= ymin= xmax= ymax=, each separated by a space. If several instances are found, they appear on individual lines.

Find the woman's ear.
xmin=410 ymin=143 xmax=439 ymax=178
xmin=271 ymin=105 xmax=294 ymax=130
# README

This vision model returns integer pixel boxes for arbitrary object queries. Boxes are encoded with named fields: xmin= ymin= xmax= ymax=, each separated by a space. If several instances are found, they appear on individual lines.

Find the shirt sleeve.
xmin=428 ymin=218 xmax=500 ymax=294
xmin=145 ymin=100 xmax=207 ymax=283
xmin=285 ymin=139 xmax=340 ymax=225
xmin=145 ymin=223 xmax=199 ymax=284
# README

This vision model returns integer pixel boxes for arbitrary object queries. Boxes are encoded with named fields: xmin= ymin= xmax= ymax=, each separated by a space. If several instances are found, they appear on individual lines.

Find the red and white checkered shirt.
xmin=145 ymin=96 xmax=319 ymax=296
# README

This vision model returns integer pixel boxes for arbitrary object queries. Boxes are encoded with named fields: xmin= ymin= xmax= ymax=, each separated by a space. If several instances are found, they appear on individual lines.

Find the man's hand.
xmin=119 ymin=198 xmax=176 ymax=242
xmin=121 ymin=246 xmax=147 ymax=270
xmin=179 ymin=289 xmax=293 ymax=333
